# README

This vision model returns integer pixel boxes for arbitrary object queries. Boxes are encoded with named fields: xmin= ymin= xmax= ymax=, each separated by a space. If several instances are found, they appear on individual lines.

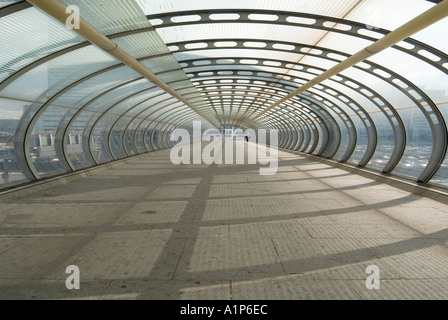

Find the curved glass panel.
xmin=0 ymin=96 xmax=33 ymax=187
xmin=65 ymin=109 xmax=97 ymax=170
xmin=2 ymin=45 xmax=116 ymax=102
xmin=30 ymin=105 xmax=71 ymax=177
xmin=0 ymin=7 xmax=83 ymax=82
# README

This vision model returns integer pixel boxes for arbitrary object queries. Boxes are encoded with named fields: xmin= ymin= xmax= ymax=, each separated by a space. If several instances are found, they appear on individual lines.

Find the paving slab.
xmin=231 ymin=277 xmax=360 ymax=300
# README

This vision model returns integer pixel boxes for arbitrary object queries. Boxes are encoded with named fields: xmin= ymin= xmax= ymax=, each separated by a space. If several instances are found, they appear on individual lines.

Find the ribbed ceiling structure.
xmin=0 ymin=0 xmax=448 ymax=190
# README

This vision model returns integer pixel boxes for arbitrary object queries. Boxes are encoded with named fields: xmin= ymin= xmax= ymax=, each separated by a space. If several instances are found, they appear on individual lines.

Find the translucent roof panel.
xmin=1 ymin=0 xmax=448 ymax=191
xmin=412 ymin=17 xmax=448 ymax=53
xmin=48 ymin=66 xmax=142 ymax=109
xmin=1 ymin=45 xmax=117 ymax=102
xmin=84 ymin=79 xmax=153 ymax=113
xmin=113 ymin=31 xmax=171 ymax=57
xmin=137 ymin=0 xmax=366 ymax=16
xmin=155 ymin=23 xmax=329 ymax=46
xmin=61 ymin=0 xmax=153 ymax=35
xmin=0 ymin=7 xmax=84 ymax=82
xmin=345 ymin=0 xmax=434 ymax=30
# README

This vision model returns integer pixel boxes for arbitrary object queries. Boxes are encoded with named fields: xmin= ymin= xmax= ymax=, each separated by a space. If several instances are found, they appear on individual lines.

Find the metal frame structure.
xmin=1 ymin=0 xmax=448 ymax=190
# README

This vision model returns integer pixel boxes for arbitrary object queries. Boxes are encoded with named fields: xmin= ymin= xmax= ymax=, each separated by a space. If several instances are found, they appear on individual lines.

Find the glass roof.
xmin=0 ymin=0 xmax=448 ymax=190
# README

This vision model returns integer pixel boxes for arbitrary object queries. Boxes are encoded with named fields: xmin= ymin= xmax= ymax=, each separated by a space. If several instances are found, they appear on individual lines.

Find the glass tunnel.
xmin=1 ymin=0 xmax=448 ymax=191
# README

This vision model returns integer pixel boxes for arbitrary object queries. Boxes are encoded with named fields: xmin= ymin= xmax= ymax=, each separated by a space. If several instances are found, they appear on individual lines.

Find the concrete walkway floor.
xmin=1 ymin=142 xmax=448 ymax=300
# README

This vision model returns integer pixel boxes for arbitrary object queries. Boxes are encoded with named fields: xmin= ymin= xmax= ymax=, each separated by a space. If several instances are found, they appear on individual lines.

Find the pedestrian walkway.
xmin=1 ymin=143 xmax=448 ymax=299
